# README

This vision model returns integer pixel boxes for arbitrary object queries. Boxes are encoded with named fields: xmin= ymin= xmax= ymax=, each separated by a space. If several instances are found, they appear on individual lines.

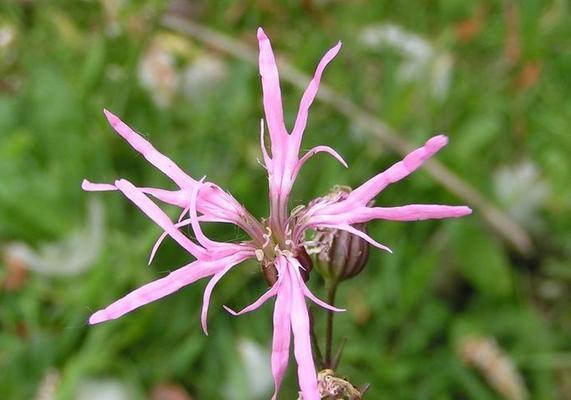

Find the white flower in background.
xmin=494 ymin=161 xmax=549 ymax=231
xmin=138 ymin=33 xmax=227 ymax=107
xmin=75 ymin=378 xmax=132 ymax=400
xmin=224 ymin=337 xmax=273 ymax=400
xmin=138 ymin=40 xmax=180 ymax=108
xmin=359 ymin=23 xmax=453 ymax=100
xmin=182 ymin=54 xmax=228 ymax=102
xmin=0 ymin=24 xmax=16 ymax=50
xmin=4 ymin=198 xmax=104 ymax=276
xmin=100 ymin=0 xmax=122 ymax=37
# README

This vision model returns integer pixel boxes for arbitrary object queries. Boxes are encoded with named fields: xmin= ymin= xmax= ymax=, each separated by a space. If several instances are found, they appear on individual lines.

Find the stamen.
xmin=262 ymin=226 xmax=272 ymax=248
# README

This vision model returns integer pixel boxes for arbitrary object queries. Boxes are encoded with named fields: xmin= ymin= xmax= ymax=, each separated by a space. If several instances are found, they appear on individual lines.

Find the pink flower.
xmin=84 ymin=28 xmax=471 ymax=399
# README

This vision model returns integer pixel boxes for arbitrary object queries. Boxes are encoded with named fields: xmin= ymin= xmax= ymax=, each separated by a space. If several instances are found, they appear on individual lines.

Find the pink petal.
xmin=347 ymin=135 xmax=448 ymax=206
xmin=82 ymin=179 xmax=116 ymax=191
xmin=189 ymin=178 xmax=222 ymax=249
xmin=257 ymin=28 xmax=288 ymax=150
xmin=349 ymin=204 xmax=473 ymax=223
xmin=148 ymin=218 xmax=192 ymax=265
xmin=259 ymin=118 xmax=272 ymax=167
xmin=147 ymin=215 xmax=236 ymax=266
xmin=201 ymin=262 xmax=240 ymax=335
xmin=293 ymin=145 xmax=348 ymax=178
xmin=289 ymin=264 xmax=320 ymax=400
xmin=291 ymin=41 xmax=342 ymax=141
xmin=114 ymin=179 xmax=207 ymax=259
xmin=141 ymin=187 xmax=189 ymax=208
xmin=318 ymin=223 xmax=393 ymax=254
xmin=103 ymin=109 xmax=196 ymax=189
xmin=223 ymin=273 xmax=281 ymax=316
xmin=271 ymin=259 xmax=292 ymax=400
xmin=89 ymin=260 xmax=220 ymax=324
xmin=289 ymin=257 xmax=345 ymax=313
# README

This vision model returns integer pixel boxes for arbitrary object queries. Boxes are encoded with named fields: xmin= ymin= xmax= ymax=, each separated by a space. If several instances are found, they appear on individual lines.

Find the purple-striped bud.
xmin=311 ymin=223 xmax=370 ymax=283
xmin=305 ymin=186 xmax=371 ymax=283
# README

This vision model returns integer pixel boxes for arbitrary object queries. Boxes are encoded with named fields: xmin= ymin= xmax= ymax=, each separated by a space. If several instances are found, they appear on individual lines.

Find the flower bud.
xmin=305 ymin=186 xmax=371 ymax=284
xmin=312 ymin=223 xmax=370 ymax=283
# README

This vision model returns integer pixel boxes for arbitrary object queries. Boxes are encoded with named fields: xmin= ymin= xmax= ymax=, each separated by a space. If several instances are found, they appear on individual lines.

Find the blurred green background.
xmin=1 ymin=1 xmax=570 ymax=399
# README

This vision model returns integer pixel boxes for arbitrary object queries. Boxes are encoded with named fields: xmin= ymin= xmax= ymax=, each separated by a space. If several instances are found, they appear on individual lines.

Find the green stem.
xmin=324 ymin=282 xmax=338 ymax=369
xmin=308 ymin=307 xmax=324 ymax=369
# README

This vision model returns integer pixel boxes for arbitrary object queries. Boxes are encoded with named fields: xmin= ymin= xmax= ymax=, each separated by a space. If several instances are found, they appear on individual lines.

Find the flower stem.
xmin=324 ymin=282 xmax=338 ymax=368
xmin=309 ymin=307 xmax=324 ymax=369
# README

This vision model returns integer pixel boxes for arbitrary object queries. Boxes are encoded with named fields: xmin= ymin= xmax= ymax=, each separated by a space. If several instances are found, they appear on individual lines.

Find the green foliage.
xmin=0 ymin=1 xmax=569 ymax=399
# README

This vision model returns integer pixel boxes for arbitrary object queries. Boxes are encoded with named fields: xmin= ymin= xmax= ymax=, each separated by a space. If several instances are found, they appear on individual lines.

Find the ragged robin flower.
xmin=83 ymin=28 xmax=472 ymax=400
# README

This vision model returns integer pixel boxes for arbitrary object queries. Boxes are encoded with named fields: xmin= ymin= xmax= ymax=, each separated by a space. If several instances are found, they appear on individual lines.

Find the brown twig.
xmin=161 ymin=16 xmax=534 ymax=258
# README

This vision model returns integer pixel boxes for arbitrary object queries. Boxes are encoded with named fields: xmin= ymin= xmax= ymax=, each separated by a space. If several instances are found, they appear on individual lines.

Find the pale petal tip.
xmin=88 ymin=310 xmax=107 ymax=325
xmin=427 ymin=134 xmax=448 ymax=150
xmin=460 ymin=206 xmax=473 ymax=216
xmin=222 ymin=305 xmax=237 ymax=316
xmin=81 ymin=179 xmax=91 ymax=190
xmin=257 ymin=27 xmax=267 ymax=41
xmin=103 ymin=108 xmax=119 ymax=126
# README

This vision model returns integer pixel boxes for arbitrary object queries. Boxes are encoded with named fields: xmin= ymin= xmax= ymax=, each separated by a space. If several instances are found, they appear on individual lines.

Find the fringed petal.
xmin=257 ymin=28 xmax=288 ymax=150
xmin=103 ymin=109 xmax=196 ymax=189
xmin=114 ymin=179 xmax=207 ymax=259
xmin=349 ymin=204 xmax=473 ymax=223
xmin=259 ymin=118 xmax=272 ymax=168
xmin=82 ymin=179 xmax=116 ymax=191
xmin=223 ymin=283 xmax=279 ymax=316
xmin=317 ymin=223 xmax=393 ymax=254
xmin=89 ymin=260 xmax=219 ymax=324
xmin=270 ymin=259 xmax=292 ymax=400
xmin=201 ymin=261 xmax=241 ymax=335
xmin=292 ymin=41 xmax=342 ymax=142
xmin=289 ymin=261 xmax=320 ymax=400
xmin=347 ymin=135 xmax=448 ymax=206
xmin=189 ymin=178 xmax=224 ymax=249
xmin=293 ymin=145 xmax=348 ymax=178
xmin=290 ymin=257 xmax=345 ymax=313
xmin=141 ymin=187 xmax=189 ymax=208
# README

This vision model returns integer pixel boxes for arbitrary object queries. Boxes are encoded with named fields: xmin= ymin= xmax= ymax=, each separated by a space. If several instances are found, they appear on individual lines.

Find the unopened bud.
xmin=305 ymin=186 xmax=371 ymax=284
xmin=312 ymin=224 xmax=370 ymax=283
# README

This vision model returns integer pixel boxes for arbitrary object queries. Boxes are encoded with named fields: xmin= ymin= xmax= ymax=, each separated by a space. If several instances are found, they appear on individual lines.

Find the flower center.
xmin=255 ymin=222 xmax=312 ymax=285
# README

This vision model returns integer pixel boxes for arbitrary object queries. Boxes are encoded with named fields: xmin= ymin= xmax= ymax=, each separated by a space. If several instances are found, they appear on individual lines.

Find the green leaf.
xmin=450 ymin=219 xmax=513 ymax=298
